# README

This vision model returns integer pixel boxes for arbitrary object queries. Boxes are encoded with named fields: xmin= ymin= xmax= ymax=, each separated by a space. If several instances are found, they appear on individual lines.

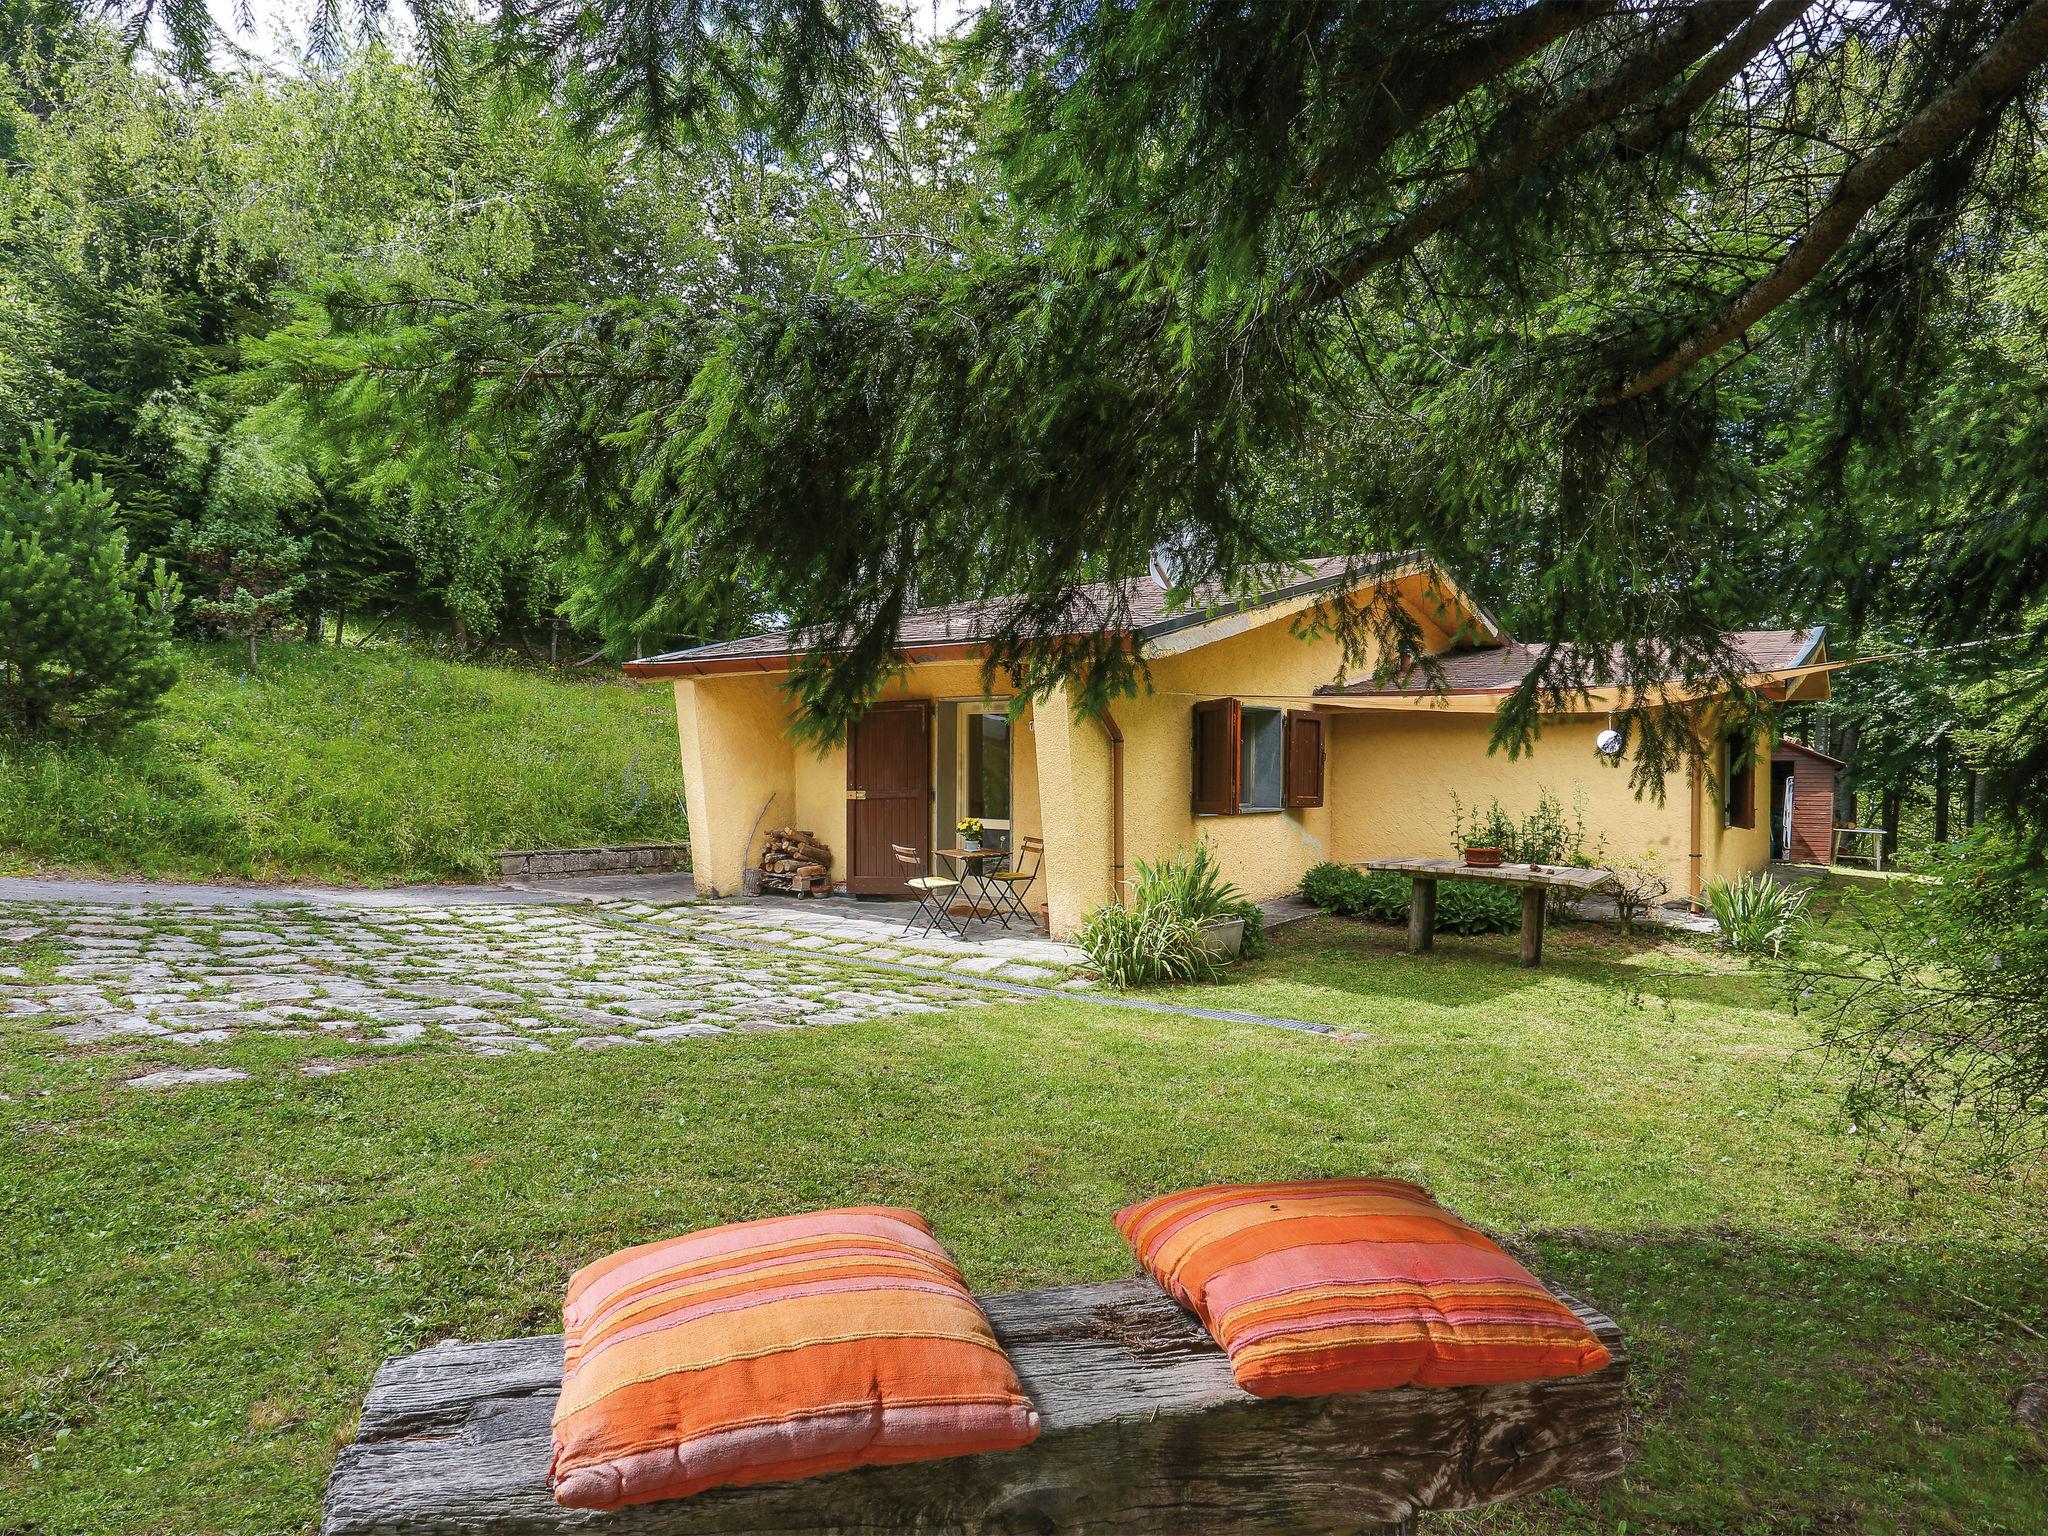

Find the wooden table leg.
xmin=1409 ymin=877 xmax=1436 ymax=953
xmin=1520 ymin=885 xmax=1545 ymax=967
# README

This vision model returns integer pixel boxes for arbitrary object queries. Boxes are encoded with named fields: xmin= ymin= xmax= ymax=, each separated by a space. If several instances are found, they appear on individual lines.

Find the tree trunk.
xmin=1933 ymin=740 xmax=1952 ymax=842
xmin=1966 ymin=770 xmax=1982 ymax=830
xmin=247 ymin=632 xmax=259 ymax=672
xmin=306 ymin=609 xmax=323 ymax=645
xmin=1881 ymin=787 xmax=1902 ymax=859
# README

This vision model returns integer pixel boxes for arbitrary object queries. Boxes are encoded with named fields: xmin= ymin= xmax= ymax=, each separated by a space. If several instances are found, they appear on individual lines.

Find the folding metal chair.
xmin=981 ymin=835 xmax=1044 ymax=930
xmin=892 ymin=844 xmax=967 ymax=938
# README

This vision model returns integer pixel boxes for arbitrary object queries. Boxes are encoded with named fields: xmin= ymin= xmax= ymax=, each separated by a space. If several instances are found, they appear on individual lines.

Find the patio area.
xmin=620 ymin=891 xmax=1090 ymax=984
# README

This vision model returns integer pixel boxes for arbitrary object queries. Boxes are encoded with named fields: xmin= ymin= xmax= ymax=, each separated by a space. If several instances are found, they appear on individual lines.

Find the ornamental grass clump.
xmin=1079 ymin=841 xmax=1264 ymax=985
xmin=1703 ymin=872 xmax=1812 ymax=957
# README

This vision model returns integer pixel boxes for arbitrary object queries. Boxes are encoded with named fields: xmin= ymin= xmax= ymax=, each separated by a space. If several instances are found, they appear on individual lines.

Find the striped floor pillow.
xmin=549 ymin=1208 xmax=1041 ymax=1510
xmin=1114 ymin=1178 xmax=1611 ymax=1398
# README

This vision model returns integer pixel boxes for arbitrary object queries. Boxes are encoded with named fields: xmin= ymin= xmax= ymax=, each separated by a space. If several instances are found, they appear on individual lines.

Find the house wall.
xmin=670 ymin=675 xmax=797 ymax=897
xmin=1325 ymin=710 xmax=1773 ymax=900
xmin=674 ymin=661 xmax=1048 ymax=907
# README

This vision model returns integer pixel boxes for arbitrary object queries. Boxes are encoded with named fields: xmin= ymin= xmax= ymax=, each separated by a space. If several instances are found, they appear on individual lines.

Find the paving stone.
xmin=127 ymin=1067 xmax=249 ymax=1089
xmin=995 ymin=963 xmax=1060 ymax=982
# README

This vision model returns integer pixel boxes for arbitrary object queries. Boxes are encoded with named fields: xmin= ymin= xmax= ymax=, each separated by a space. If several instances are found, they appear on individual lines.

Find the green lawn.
xmin=2 ymin=915 xmax=2041 ymax=1535
xmin=0 ymin=642 xmax=688 ymax=884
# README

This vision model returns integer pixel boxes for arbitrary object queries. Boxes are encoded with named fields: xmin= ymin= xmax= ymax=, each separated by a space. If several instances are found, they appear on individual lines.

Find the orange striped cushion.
xmin=1115 ymin=1178 xmax=1611 ymax=1398
xmin=549 ymin=1208 xmax=1041 ymax=1510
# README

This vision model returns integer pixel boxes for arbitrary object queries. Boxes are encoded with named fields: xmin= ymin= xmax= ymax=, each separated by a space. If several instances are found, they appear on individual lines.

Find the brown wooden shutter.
xmin=1283 ymin=710 xmax=1325 ymax=808
xmin=1726 ymin=732 xmax=1757 ymax=830
xmin=1191 ymin=698 xmax=1240 ymax=816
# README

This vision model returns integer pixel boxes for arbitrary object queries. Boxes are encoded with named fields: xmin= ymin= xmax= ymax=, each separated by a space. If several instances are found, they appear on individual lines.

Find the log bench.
xmin=323 ymin=1277 xmax=1628 ymax=1536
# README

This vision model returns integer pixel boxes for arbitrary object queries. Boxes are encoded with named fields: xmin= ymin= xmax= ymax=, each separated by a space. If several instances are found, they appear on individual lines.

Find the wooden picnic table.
xmin=1366 ymin=858 xmax=1616 ymax=968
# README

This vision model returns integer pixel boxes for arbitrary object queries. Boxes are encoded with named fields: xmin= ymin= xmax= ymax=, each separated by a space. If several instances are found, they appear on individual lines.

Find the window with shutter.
xmin=1283 ymin=711 xmax=1325 ymax=808
xmin=1725 ymin=730 xmax=1757 ymax=830
xmin=1191 ymin=699 xmax=1240 ymax=816
xmin=1239 ymin=707 xmax=1285 ymax=810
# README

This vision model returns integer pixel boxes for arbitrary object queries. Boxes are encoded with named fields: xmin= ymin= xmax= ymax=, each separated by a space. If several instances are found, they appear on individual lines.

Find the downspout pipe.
xmin=1688 ymin=746 xmax=1705 ymax=910
xmin=1099 ymin=710 xmax=1126 ymax=903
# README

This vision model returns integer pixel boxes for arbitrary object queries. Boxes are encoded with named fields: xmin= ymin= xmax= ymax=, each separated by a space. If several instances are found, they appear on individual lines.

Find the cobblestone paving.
xmin=595 ymin=897 xmax=1096 ymax=987
xmin=0 ymin=900 xmax=999 ymax=1085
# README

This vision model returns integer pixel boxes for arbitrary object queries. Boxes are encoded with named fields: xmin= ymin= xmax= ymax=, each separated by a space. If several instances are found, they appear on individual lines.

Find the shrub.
xmin=1793 ymin=833 xmax=2048 ymax=1165
xmin=1608 ymin=850 xmax=1673 ymax=935
xmin=1299 ymin=860 xmax=1371 ymax=913
xmin=1357 ymin=871 xmax=1413 ymax=921
xmin=1435 ymin=879 xmax=1521 ymax=935
xmin=1449 ymin=787 xmax=1604 ymax=918
xmin=1297 ymin=861 xmax=1410 ymax=920
xmin=1703 ymin=872 xmax=1811 ymax=956
xmin=0 ymin=426 xmax=180 ymax=734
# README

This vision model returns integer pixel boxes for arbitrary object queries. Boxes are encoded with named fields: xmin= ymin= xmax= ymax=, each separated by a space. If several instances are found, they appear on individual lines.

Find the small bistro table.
xmin=933 ymin=846 xmax=1011 ymax=922
xmin=1366 ymin=858 xmax=1617 ymax=968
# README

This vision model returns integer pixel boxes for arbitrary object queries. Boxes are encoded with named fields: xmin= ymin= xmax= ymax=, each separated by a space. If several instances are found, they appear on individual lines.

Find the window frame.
xmin=1725 ymin=728 xmax=1757 ymax=830
xmin=1237 ymin=705 xmax=1286 ymax=813
xmin=1193 ymin=699 xmax=1327 ymax=815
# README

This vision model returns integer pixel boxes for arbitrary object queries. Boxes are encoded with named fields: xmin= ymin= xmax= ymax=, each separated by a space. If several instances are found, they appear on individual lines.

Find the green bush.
xmin=1435 ymin=879 xmax=1522 ymax=935
xmin=1298 ymin=862 xmax=1411 ymax=922
xmin=1299 ymin=860 xmax=1371 ymax=913
xmin=1703 ymin=872 xmax=1811 ymax=956
xmin=0 ymin=426 xmax=181 ymax=734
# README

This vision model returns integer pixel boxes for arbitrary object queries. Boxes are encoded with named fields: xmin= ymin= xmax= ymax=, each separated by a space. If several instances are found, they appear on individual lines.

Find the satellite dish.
xmin=1596 ymin=728 xmax=1625 ymax=758
xmin=1149 ymin=531 xmax=1198 ymax=592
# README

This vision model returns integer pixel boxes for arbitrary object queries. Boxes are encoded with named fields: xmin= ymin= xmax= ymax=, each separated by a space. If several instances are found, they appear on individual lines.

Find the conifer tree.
xmin=0 ymin=425 xmax=180 ymax=733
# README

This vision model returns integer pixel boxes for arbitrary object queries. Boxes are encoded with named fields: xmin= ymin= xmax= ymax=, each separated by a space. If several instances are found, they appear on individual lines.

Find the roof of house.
xmin=1773 ymin=737 xmax=1847 ymax=769
xmin=1315 ymin=627 xmax=1826 ymax=698
xmin=623 ymin=554 xmax=1466 ymax=678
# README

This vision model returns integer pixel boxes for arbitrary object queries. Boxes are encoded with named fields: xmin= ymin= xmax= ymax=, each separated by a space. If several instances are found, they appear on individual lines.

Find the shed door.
xmin=846 ymin=702 xmax=932 ymax=896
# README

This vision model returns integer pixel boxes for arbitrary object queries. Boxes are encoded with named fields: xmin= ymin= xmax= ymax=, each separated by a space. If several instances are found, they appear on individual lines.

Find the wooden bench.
xmin=323 ymin=1277 xmax=1629 ymax=1536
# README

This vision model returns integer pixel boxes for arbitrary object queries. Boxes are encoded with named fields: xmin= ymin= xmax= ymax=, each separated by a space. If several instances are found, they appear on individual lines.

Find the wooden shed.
xmin=1772 ymin=739 xmax=1845 ymax=865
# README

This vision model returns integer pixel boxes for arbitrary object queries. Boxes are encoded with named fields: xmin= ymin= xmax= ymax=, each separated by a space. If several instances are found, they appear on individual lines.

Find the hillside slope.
xmin=0 ymin=643 xmax=689 ymax=884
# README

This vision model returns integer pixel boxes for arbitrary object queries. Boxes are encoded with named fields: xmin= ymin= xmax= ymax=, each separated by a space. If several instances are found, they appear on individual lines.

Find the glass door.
xmin=962 ymin=707 xmax=1012 ymax=853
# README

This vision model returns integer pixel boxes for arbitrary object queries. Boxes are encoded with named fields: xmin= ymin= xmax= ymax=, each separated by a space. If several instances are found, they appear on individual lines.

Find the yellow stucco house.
xmin=624 ymin=557 xmax=1829 ymax=937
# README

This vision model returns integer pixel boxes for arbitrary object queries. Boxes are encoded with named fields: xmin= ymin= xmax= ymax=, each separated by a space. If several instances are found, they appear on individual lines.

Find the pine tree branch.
xmin=1304 ymin=0 xmax=1624 ymax=197
xmin=1294 ymin=0 xmax=1763 ymax=312
xmin=1614 ymin=0 xmax=1819 ymax=156
xmin=1600 ymin=0 xmax=2048 ymax=407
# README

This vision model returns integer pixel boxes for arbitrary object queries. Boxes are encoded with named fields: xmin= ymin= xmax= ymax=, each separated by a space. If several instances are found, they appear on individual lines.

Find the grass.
xmin=2 ymin=913 xmax=2042 ymax=1535
xmin=0 ymin=641 xmax=688 ymax=883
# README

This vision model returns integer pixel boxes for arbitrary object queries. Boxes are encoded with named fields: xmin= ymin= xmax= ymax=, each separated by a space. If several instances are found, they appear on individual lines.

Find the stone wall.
xmin=495 ymin=843 xmax=691 ymax=880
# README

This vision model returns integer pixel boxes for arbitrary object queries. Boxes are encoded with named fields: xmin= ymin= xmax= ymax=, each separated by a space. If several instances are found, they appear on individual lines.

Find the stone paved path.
xmin=594 ymin=895 xmax=1094 ymax=987
xmin=0 ymin=899 xmax=1000 ymax=1086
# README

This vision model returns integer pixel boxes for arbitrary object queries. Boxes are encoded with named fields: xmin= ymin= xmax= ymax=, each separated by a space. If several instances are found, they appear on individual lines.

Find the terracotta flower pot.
xmin=1463 ymin=846 xmax=1504 ymax=868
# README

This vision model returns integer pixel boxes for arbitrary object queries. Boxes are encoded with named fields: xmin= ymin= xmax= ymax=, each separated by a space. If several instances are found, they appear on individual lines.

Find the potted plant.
xmin=1462 ymin=845 xmax=1503 ymax=868
xmin=956 ymin=817 xmax=983 ymax=851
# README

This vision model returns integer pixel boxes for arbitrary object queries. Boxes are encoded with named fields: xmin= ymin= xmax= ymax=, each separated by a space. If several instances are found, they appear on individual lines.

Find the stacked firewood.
xmin=757 ymin=827 xmax=834 ymax=896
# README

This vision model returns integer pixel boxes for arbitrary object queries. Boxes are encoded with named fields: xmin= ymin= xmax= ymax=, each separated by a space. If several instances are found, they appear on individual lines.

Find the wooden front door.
xmin=846 ymin=702 xmax=933 ymax=896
